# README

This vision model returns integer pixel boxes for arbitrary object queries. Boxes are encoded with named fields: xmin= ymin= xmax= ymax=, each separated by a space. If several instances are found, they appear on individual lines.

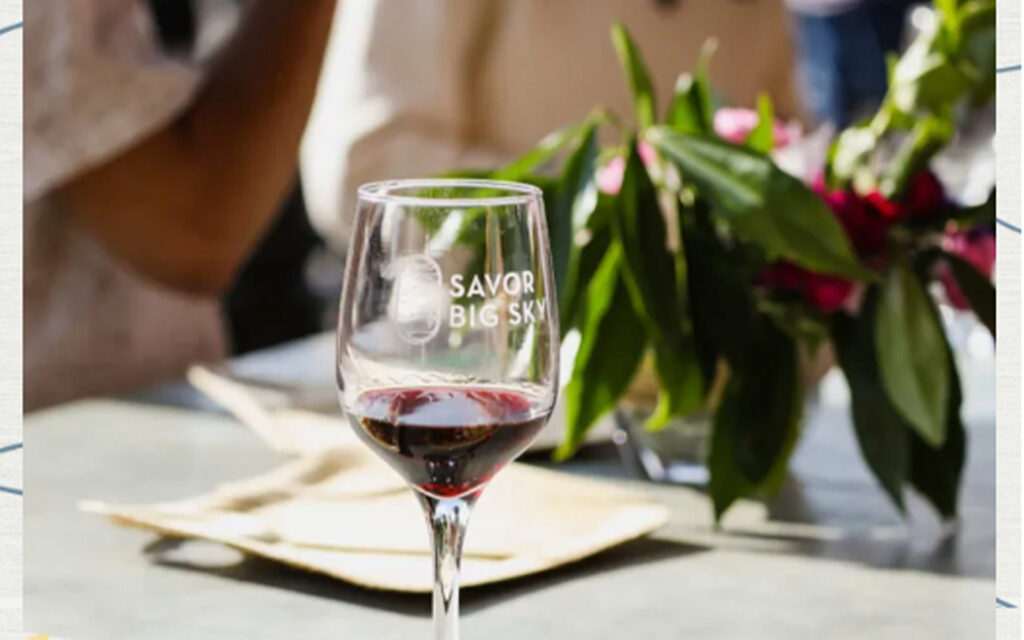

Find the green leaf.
xmin=649 ymin=129 xmax=767 ymax=210
xmin=611 ymin=23 xmax=657 ymax=130
xmin=732 ymin=322 xmax=801 ymax=484
xmin=934 ymin=0 xmax=961 ymax=39
xmin=754 ymin=395 xmax=805 ymax=500
xmin=908 ymin=336 xmax=966 ymax=518
xmin=959 ymin=2 xmax=996 ymax=104
xmin=435 ymin=174 xmax=561 ymax=247
xmin=494 ymin=121 xmax=589 ymax=180
xmin=757 ymin=298 xmax=830 ymax=348
xmin=563 ymin=126 xmax=601 ymax=232
xmin=549 ymin=123 xmax=600 ymax=299
xmin=944 ymin=250 xmax=995 ymax=338
xmin=559 ymin=197 xmax=614 ymax=335
xmin=746 ymin=93 xmax=775 ymax=153
xmin=646 ymin=346 xmax=704 ymax=430
xmin=666 ymin=41 xmax=717 ymax=136
xmin=875 ymin=266 xmax=950 ymax=447
xmin=960 ymin=1 xmax=995 ymax=33
xmin=557 ymin=246 xmax=647 ymax=460
xmin=648 ymin=127 xmax=875 ymax=281
xmin=829 ymin=125 xmax=877 ymax=186
xmin=680 ymin=209 xmax=756 ymax=379
xmin=940 ymin=0 xmax=966 ymax=15
xmin=693 ymin=39 xmax=718 ymax=130
xmin=666 ymin=74 xmax=706 ymax=134
xmin=832 ymin=291 xmax=909 ymax=513
xmin=614 ymin=142 xmax=704 ymax=424
xmin=708 ymin=384 xmax=752 ymax=521
xmin=709 ymin=320 xmax=801 ymax=520
xmin=614 ymin=143 xmax=681 ymax=338
xmin=891 ymin=38 xmax=972 ymax=113
xmin=880 ymin=116 xmax=953 ymax=198
xmin=951 ymin=188 xmax=995 ymax=227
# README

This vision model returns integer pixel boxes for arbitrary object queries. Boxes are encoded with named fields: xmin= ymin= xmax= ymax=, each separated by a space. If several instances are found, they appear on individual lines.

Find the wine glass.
xmin=336 ymin=179 xmax=559 ymax=639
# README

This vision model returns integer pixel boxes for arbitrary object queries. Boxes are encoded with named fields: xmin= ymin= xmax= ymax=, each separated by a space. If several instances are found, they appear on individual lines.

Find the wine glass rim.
xmin=358 ymin=178 xmax=543 ymax=207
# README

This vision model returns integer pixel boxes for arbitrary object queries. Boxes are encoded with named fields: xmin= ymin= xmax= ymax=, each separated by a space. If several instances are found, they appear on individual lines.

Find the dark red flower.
xmin=865 ymin=191 xmax=906 ymax=221
xmin=760 ymin=262 xmax=855 ymax=314
xmin=813 ymin=179 xmax=889 ymax=257
xmin=805 ymin=274 xmax=856 ymax=313
xmin=903 ymin=170 xmax=946 ymax=219
xmin=864 ymin=171 xmax=946 ymax=222
xmin=759 ymin=262 xmax=806 ymax=290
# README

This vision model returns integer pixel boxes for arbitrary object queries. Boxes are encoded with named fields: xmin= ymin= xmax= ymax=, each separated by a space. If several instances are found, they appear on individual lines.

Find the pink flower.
xmin=596 ymin=141 xmax=658 ymax=195
xmin=759 ymin=262 xmax=856 ymax=314
xmin=938 ymin=229 xmax=996 ymax=309
xmin=713 ymin=108 xmax=797 ymax=148
xmin=597 ymin=156 xmax=626 ymax=195
xmin=945 ymin=229 xmax=996 ymax=277
xmin=842 ymin=282 xmax=867 ymax=315
xmin=638 ymin=140 xmax=657 ymax=166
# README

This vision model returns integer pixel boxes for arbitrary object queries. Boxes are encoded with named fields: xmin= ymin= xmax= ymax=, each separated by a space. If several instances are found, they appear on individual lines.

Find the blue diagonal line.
xmin=997 ymin=598 xmax=1018 ymax=609
xmin=1 ymin=442 xmax=23 ymax=495
xmin=997 ymin=218 xmax=1022 ymax=234
xmin=997 ymin=64 xmax=1021 ymax=74
xmin=0 ymin=21 xmax=22 ymax=38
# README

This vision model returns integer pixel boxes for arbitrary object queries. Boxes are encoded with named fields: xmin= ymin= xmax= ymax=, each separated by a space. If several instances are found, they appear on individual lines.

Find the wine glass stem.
xmin=419 ymin=492 xmax=477 ymax=640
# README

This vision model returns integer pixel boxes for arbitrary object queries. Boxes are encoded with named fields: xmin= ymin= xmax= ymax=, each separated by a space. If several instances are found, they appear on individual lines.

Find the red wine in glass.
xmin=348 ymin=386 xmax=547 ymax=498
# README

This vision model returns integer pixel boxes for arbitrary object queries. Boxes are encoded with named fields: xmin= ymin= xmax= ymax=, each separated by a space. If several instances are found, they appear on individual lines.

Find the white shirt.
xmin=301 ymin=0 xmax=803 ymax=253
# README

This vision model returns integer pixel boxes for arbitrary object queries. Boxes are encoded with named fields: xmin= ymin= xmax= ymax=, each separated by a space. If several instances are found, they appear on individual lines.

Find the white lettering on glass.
xmin=448 ymin=271 xmax=545 ymax=330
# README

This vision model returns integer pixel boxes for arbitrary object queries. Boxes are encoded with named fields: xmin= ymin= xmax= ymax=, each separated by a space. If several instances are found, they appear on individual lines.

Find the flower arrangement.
xmin=450 ymin=0 xmax=995 ymax=521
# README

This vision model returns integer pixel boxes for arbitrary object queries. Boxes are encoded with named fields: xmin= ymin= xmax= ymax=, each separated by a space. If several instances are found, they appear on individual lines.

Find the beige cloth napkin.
xmin=82 ymin=367 xmax=669 ymax=592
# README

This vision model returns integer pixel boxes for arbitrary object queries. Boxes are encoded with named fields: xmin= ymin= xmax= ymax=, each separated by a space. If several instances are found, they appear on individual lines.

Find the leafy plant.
xmin=447 ymin=3 xmax=994 ymax=521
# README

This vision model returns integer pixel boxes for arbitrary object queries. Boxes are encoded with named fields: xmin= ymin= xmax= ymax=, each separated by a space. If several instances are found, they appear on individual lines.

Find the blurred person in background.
xmin=300 ymin=0 xmax=806 ymax=256
xmin=785 ymin=0 xmax=920 ymax=126
xmin=24 ymin=1 xmax=336 ymax=409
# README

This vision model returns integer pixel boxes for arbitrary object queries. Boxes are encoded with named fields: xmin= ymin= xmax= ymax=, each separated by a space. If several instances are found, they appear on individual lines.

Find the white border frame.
xmin=996 ymin=0 xmax=1022 ymax=638
xmin=0 ymin=1 xmax=1019 ymax=637
xmin=0 ymin=2 xmax=22 ymax=637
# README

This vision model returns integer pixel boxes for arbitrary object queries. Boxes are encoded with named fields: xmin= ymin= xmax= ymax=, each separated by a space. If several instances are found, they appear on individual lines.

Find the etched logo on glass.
xmin=388 ymin=254 xmax=444 ymax=345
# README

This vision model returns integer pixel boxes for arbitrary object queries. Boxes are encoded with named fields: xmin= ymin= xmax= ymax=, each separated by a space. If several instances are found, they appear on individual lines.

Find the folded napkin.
xmin=82 ymin=366 xmax=668 ymax=591
xmin=83 ymin=447 xmax=668 ymax=591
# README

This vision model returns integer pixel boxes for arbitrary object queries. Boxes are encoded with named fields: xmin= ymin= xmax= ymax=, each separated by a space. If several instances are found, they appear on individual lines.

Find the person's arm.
xmin=53 ymin=1 xmax=338 ymax=296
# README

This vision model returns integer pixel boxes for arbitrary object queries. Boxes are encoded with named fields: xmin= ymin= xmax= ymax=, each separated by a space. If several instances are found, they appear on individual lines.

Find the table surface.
xmin=25 ymin=333 xmax=996 ymax=639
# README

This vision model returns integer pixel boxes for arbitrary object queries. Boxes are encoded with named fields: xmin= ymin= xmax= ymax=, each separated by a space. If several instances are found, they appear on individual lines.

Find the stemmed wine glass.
xmin=336 ymin=179 xmax=560 ymax=639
